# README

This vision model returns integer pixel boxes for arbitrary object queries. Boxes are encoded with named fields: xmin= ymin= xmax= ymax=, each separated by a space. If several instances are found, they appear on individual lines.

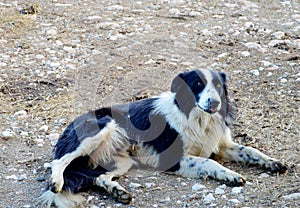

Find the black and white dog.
xmin=39 ymin=69 xmax=287 ymax=207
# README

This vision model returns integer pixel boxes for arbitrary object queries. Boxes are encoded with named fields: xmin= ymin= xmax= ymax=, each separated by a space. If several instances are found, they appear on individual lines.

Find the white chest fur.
xmin=184 ymin=109 xmax=225 ymax=158
xmin=154 ymin=92 xmax=226 ymax=158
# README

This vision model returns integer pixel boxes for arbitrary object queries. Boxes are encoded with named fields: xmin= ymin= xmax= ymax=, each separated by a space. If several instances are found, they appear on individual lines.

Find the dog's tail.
xmin=37 ymin=157 xmax=108 ymax=207
xmin=37 ymin=190 xmax=85 ymax=208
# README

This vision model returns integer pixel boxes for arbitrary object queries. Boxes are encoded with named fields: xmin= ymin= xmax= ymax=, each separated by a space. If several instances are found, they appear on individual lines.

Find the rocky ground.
xmin=0 ymin=0 xmax=299 ymax=207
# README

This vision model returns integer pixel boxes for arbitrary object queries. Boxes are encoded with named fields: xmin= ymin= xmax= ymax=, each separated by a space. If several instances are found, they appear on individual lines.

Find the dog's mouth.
xmin=204 ymin=108 xmax=218 ymax=114
xmin=198 ymin=105 xmax=219 ymax=114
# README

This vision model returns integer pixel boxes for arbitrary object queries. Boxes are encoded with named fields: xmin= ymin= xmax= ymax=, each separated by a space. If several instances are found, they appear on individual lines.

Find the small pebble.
xmin=240 ymin=51 xmax=250 ymax=57
xmin=1 ymin=130 xmax=15 ymax=140
xmin=14 ymin=110 xmax=27 ymax=116
xmin=282 ymin=193 xmax=300 ymax=200
xmin=204 ymin=193 xmax=215 ymax=203
xmin=228 ymin=199 xmax=241 ymax=204
xmin=271 ymin=31 xmax=285 ymax=39
xmin=250 ymin=69 xmax=260 ymax=76
xmin=280 ymin=78 xmax=288 ymax=83
xmin=215 ymin=187 xmax=225 ymax=194
xmin=244 ymin=42 xmax=265 ymax=53
xmin=191 ymin=183 xmax=206 ymax=191
xmin=39 ymin=125 xmax=49 ymax=132
xmin=258 ymin=173 xmax=270 ymax=178
xmin=129 ymin=182 xmax=142 ymax=189
xmin=145 ymin=182 xmax=154 ymax=188
xmin=232 ymin=187 xmax=243 ymax=195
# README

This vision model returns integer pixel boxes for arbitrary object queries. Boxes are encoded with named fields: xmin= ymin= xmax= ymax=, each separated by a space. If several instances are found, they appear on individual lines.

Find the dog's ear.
xmin=171 ymin=72 xmax=196 ymax=118
xmin=219 ymin=72 xmax=227 ymax=83
xmin=171 ymin=73 xmax=184 ymax=93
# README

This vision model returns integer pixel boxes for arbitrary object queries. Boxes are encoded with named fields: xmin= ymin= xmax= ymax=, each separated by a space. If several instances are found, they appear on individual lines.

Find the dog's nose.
xmin=208 ymin=99 xmax=220 ymax=109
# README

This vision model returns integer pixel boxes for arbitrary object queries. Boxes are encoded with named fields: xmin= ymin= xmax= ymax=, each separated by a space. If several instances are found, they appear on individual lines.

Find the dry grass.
xmin=0 ymin=6 xmax=38 ymax=39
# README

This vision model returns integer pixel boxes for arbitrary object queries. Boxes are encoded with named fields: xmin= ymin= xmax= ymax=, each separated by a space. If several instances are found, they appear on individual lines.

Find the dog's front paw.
xmin=49 ymin=174 xmax=64 ymax=193
xmin=215 ymin=169 xmax=246 ymax=187
xmin=112 ymin=186 xmax=132 ymax=204
xmin=267 ymin=160 xmax=287 ymax=174
xmin=224 ymin=173 xmax=246 ymax=187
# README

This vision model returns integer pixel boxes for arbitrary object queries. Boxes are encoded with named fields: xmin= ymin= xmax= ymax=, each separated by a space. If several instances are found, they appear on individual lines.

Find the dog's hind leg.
xmin=51 ymin=121 xmax=123 ymax=193
xmin=218 ymin=140 xmax=287 ymax=174
xmin=95 ymin=154 xmax=136 ymax=204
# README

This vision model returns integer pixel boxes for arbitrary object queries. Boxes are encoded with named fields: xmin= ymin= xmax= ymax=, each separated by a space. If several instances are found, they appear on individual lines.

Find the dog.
xmin=38 ymin=68 xmax=287 ymax=207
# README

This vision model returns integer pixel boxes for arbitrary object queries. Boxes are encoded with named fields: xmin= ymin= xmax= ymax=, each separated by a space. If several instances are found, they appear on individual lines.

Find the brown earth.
xmin=0 ymin=0 xmax=299 ymax=207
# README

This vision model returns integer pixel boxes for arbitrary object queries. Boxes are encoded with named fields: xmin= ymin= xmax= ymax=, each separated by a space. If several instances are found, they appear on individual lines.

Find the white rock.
xmin=181 ymin=182 xmax=187 ymax=186
xmin=87 ymin=16 xmax=102 ymax=21
xmin=169 ymin=8 xmax=180 ymax=15
xmin=189 ymin=11 xmax=201 ymax=17
xmin=169 ymin=0 xmax=185 ymax=7
xmin=231 ymin=187 xmax=243 ymax=195
xmin=246 ymin=181 xmax=253 ymax=186
xmin=39 ymin=125 xmax=49 ymax=132
xmin=268 ymin=40 xmax=284 ymax=47
xmin=129 ymin=182 xmax=142 ymax=189
xmin=20 ymin=131 xmax=29 ymax=137
xmin=280 ymin=78 xmax=288 ymax=83
xmin=245 ymin=22 xmax=254 ymax=28
xmin=5 ymin=174 xmax=18 ymax=180
xmin=49 ymin=62 xmax=60 ymax=68
xmin=43 ymin=162 xmax=52 ymax=169
xmin=145 ymin=182 xmax=154 ymax=188
xmin=174 ymin=41 xmax=189 ymax=49
xmin=46 ymin=28 xmax=57 ymax=36
xmin=145 ymin=59 xmax=156 ymax=65
xmin=23 ymin=205 xmax=31 ymax=208
xmin=271 ymin=31 xmax=285 ymax=39
xmin=215 ymin=187 xmax=225 ymax=194
xmin=47 ymin=133 xmax=60 ymax=141
xmin=204 ymin=193 xmax=215 ymax=203
xmin=217 ymin=53 xmax=228 ymax=58
xmin=191 ymin=183 xmax=206 ymax=191
xmin=201 ymin=29 xmax=212 ymax=36
xmin=176 ymin=200 xmax=182 ymax=204
xmin=14 ymin=110 xmax=27 ymax=116
xmin=1 ymin=130 xmax=15 ymax=139
xmin=250 ymin=69 xmax=260 ymax=76
xmin=260 ymin=61 xmax=273 ymax=67
xmin=244 ymin=42 xmax=265 ymax=53
xmin=107 ymin=5 xmax=124 ymax=11
xmin=36 ymin=54 xmax=45 ymax=59
xmin=87 ymin=195 xmax=95 ymax=203
xmin=228 ymin=199 xmax=241 ymax=204
xmin=63 ymin=46 xmax=76 ymax=53
xmin=282 ymin=193 xmax=300 ymax=200
xmin=240 ymin=51 xmax=250 ymax=57
xmin=0 ymin=62 xmax=7 ymax=67
xmin=97 ymin=22 xmax=120 ymax=30
xmin=221 ymin=195 xmax=227 ymax=199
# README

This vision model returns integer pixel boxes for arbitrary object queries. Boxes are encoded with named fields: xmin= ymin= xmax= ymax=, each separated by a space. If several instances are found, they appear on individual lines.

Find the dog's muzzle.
xmin=199 ymin=98 xmax=221 ymax=114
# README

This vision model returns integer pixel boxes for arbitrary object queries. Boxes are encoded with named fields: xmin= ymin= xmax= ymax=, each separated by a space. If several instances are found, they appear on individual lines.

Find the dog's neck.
xmin=154 ymin=92 xmax=225 ymax=157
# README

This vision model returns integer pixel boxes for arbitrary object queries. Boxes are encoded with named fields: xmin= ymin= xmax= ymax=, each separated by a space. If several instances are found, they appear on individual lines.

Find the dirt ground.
xmin=0 ymin=0 xmax=299 ymax=207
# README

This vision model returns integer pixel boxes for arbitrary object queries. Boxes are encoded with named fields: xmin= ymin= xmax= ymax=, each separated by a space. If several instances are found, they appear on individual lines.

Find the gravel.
xmin=0 ymin=0 xmax=299 ymax=207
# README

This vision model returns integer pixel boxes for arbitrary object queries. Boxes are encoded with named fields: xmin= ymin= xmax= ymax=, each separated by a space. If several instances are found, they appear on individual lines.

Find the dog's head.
xmin=171 ymin=69 xmax=230 ymax=119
